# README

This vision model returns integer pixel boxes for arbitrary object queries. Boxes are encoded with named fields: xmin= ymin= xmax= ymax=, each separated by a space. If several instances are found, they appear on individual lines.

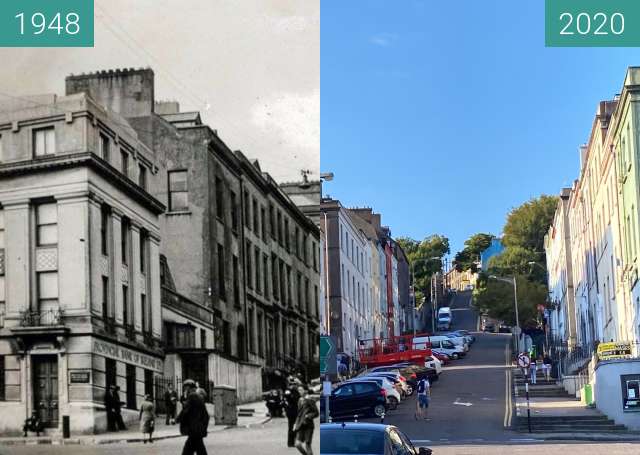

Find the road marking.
xmin=453 ymin=397 xmax=473 ymax=407
xmin=411 ymin=440 xmax=433 ymax=444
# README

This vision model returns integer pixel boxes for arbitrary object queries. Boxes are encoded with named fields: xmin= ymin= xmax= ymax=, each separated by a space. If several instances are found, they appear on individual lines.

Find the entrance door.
xmin=181 ymin=354 xmax=208 ymax=390
xmin=32 ymin=355 xmax=59 ymax=427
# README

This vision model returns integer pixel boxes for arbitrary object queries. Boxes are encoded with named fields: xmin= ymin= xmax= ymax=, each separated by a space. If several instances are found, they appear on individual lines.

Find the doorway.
xmin=32 ymin=355 xmax=59 ymax=427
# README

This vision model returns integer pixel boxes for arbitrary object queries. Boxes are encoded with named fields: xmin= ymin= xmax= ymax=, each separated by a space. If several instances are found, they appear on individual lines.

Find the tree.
xmin=474 ymin=273 xmax=547 ymax=328
xmin=396 ymin=235 xmax=450 ymax=305
xmin=454 ymin=233 xmax=495 ymax=272
xmin=502 ymin=195 xmax=558 ymax=252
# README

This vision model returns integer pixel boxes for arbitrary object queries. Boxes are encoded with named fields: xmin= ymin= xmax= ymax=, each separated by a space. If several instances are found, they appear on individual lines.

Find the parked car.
xmin=362 ymin=372 xmax=411 ymax=397
xmin=396 ymin=365 xmax=439 ymax=389
xmin=322 ymin=381 xmax=387 ymax=421
xmin=320 ymin=422 xmax=433 ymax=455
xmin=444 ymin=333 xmax=469 ymax=352
xmin=498 ymin=325 xmax=512 ymax=333
xmin=431 ymin=350 xmax=450 ymax=364
xmin=452 ymin=330 xmax=475 ymax=344
xmin=424 ymin=355 xmax=443 ymax=374
xmin=345 ymin=378 xmax=401 ymax=410
xmin=427 ymin=336 xmax=466 ymax=359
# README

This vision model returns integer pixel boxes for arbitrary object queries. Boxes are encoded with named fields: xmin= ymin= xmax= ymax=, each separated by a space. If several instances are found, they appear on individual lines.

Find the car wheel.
xmin=387 ymin=396 xmax=399 ymax=410
xmin=374 ymin=404 xmax=386 ymax=417
xmin=405 ymin=385 xmax=413 ymax=395
xmin=452 ymin=353 xmax=459 ymax=360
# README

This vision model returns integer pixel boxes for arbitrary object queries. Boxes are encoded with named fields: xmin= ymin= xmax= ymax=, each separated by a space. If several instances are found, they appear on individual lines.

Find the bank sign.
xmin=597 ymin=341 xmax=633 ymax=361
xmin=93 ymin=339 xmax=163 ymax=372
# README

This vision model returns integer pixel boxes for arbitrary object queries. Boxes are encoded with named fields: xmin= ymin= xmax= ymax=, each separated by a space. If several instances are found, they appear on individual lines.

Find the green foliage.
xmin=396 ymin=235 xmax=450 ymax=305
xmin=454 ymin=233 xmax=494 ymax=272
xmin=474 ymin=273 xmax=547 ymax=328
xmin=474 ymin=195 xmax=558 ymax=327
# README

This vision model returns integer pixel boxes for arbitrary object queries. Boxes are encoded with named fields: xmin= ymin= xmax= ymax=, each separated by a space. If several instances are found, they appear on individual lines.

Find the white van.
xmin=437 ymin=307 xmax=453 ymax=330
xmin=412 ymin=335 xmax=465 ymax=360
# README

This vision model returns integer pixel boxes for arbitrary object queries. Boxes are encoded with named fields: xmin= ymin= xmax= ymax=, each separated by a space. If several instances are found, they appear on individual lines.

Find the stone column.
xmin=4 ymin=200 xmax=31 ymax=319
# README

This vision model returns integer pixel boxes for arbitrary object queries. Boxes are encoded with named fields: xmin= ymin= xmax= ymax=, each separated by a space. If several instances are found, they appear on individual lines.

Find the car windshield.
xmin=320 ymin=429 xmax=385 ymax=454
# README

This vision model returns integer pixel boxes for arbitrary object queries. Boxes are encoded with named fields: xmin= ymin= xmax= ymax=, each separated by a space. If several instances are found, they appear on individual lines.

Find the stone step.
xmin=521 ymin=416 xmax=611 ymax=423
xmin=516 ymin=427 xmax=629 ymax=433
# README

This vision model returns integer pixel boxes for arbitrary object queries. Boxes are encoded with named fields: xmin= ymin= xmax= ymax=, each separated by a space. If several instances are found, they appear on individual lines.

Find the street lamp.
xmin=410 ymin=256 xmax=443 ymax=335
xmin=489 ymin=275 xmax=521 ymax=353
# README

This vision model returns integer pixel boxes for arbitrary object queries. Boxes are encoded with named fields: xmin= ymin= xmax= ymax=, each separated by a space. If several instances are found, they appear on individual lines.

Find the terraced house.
xmin=0 ymin=67 xmax=320 ymax=435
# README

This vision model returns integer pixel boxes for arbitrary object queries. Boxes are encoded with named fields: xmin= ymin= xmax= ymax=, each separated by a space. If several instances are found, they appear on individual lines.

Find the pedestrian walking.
xmin=176 ymin=379 xmax=210 ymax=455
xmin=139 ymin=394 xmax=156 ymax=444
xmin=529 ymin=356 xmax=537 ymax=384
xmin=284 ymin=383 xmax=301 ymax=447
xmin=543 ymin=353 xmax=553 ymax=381
xmin=113 ymin=385 xmax=127 ymax=430
xmin=414 ymin=377 xmax=431 ymax=420
xmin=165 ymin=383 xmax=179 ymax=425
xmin=294 ymin=386 xmax=319 ymax=455
xmin=104 ymin=385 xmax=118 ymax=431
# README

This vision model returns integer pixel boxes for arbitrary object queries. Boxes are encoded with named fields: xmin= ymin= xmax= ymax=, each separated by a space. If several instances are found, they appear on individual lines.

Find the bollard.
xmin=62 ymin=415 xmax=70 ymax=439
xmin=525 ymin=382 xmax=531 ymax=433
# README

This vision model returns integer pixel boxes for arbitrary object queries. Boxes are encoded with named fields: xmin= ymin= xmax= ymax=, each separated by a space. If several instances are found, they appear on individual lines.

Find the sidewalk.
xmin=0 ymin=400 xmax=270 ymax=446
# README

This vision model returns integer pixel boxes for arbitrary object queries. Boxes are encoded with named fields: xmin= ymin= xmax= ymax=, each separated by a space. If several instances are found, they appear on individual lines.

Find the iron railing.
xmin=20 ymin=309 xmax=64 ymax=327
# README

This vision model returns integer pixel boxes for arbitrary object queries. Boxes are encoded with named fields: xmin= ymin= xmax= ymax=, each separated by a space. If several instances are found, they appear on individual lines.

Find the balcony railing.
xmin=161 ymin=286 xmax=213 ymax=325
xmin=20 ymin=309 xmax=64 ymax=327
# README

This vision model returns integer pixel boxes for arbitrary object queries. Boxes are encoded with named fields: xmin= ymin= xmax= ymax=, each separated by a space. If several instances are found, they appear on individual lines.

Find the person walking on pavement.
xmin=529 ymin=356 xmax=538 ymax=384
xmin=543 ymin=353 xmax=553 ymax=381
xmin=139 ymin=394 xmax=156 ymax=444
xmin=177 ymin=379 xmax=210 ymax=455
xmin=284 ymin=383 xmax=301 ymax=447
xmin=113 ymin=385 xmax=127 ymax=430
xmin=104 ymin=385 xmax=117 ymax=432
xmin=294 ymin=386 xmax=319 ymax=455
xmin=414 ymin=377 xmax=431 ymax=420
xmin=165 ymin=383 xmax=179 ymax=425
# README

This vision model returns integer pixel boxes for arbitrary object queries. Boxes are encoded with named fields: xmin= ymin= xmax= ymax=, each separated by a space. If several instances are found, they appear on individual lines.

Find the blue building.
xmin=480 ymin=238 xmax=504 ymax=270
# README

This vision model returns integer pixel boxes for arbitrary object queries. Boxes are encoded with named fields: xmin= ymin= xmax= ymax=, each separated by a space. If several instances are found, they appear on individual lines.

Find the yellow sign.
xmin=597 ymin=341 xmax=632 ymax=361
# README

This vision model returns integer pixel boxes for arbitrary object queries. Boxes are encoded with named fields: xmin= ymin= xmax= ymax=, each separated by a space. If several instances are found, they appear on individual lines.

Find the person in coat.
xmin=164 ymin=384 xmax=179 ymax=425
xmin=139 ymin=394 xmax=156 ymax=443
xmin=284 ymin=385 xmax=301 ymax=447
xmin=104 ymin=385 xmax=117 ymax=432
xmin=113 ymin=386 xmax=127 ymax=430
xmin=294 ymin=386 xmax=319 ymax=455
xmin=176 ymin=379 xmax=210 ymax=455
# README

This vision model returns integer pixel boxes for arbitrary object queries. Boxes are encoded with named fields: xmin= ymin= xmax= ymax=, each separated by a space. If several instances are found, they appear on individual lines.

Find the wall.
xmin=595 ymin=359 xmax=640 ymax=430
xmin=208 ymin=352 xmax=261 ymax=403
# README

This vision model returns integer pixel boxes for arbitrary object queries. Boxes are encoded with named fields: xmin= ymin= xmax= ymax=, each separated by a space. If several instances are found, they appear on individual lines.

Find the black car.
xmin=320 ymin=422 xmax=432 ymax=455
xmin=321 ymin=381 xmax=387 ymax=421
xmin=397 ymin=365 xmax=438 ymax=387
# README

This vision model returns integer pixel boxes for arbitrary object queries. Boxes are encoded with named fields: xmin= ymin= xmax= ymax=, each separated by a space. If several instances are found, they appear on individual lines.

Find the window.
xmin=312 ymin=242 xmax=318 ymax=271
xmin=244 ymin=190 xmax=251 ymax=229
xmin=261 ymin=207 xmax=267 ymax=239
xmin=33 ymin=127 xmax=55 ymax=157
xmin=253 ymin=198 xmax=259 ymax=235
xmin=37 ymin=271 xmax=58 ymax=308
xmin=263 ymin=254 xmax=269 ymax=297
xmin=200 ymin=329 xmax=206 ymax=349
xmin=138 ymin=164 xmax=147 ymax=190
xmin=233 ymin=254 xmax=240 ymax=306
xmin=218 ymin=243 xmax=226 ymax=300
xmin=286 ymin=265 xmax=292 ymax=304
xmin=139 ymin=229 xmax=147 ymax=273
xmin=36 ymin=203 xmax=57 ymax=246
xmin=277 ymin=211 xmax=283 ymax=245
xmin=168 ymin=170 xmax=188 ymax=211
xmin=121 ymin=150 xmax=129 ymax=178
xmin=272 ymin=254 xmax=279 ymax=300
xmin=284 ymin=219 xmax=290 ymax=252
xmin=297 ymin=272 xmax=303 ymax=308
xmin=295 ymin=227 xmax=300 ymax=257
xmin=102 ymin=276 xmax=109 ymax=319
xmin=121 ymin=218 xmax=129 ymax=265
xmin=314 ymin=285 xmax=319 ymax=317
xmin=248 ymin=308 xmax=255 ymax=354
xmin=122 ymin=285 xmax=129 ymax=327
xmin=99 ymin=133 xmax=110 ymax=161
xmin=141 ymin=294 xmax=149 ymax=333
xmin=216 ymin=177 xmax=224 ymax=221
xmin=0 ymin=356 xmax=4 ymax=401
xmin=101 ymin=205 xmax=110 ymax=256
xmin=305 ymin=277 xmax=310 ymax=314
xmin=269 ymin=204 xmax=276 ymax=239
xmin=0 ymin=210 xmax=4 ymax=325
xmin=245 ymin=241 xmax=253 ymax=290
xmin=230 ymin=191 xmax=238 ymax=232
xmin=126 ymin=364 xmax=136 ymax=409
xmin=255 ymin=247 xmax=261 ymax=294
xmin=303 ymin=234 xmax=309 ymax=264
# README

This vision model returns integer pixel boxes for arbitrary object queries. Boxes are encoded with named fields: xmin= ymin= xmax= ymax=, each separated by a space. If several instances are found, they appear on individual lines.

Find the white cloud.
xmin=370 ymin=33 xmax=398 ymax=47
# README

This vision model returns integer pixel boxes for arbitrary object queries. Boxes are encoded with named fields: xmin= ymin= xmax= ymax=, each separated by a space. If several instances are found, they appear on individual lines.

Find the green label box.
xmin=546 ymin=0 xmax=640 ymax=47
xmin=0 ymin=0 xmax=93 ymax=47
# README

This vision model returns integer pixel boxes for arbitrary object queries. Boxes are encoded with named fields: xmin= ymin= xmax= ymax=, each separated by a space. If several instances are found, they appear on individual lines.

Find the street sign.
xmin=517 ymin=353 xmax=530 ymax=368
xmin=320 ymin=336 xmax=337 ymax=375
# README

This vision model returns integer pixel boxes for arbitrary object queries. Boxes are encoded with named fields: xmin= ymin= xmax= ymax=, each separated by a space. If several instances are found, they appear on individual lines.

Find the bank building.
xmin=0 ymin=90 xmax=164 ymax=434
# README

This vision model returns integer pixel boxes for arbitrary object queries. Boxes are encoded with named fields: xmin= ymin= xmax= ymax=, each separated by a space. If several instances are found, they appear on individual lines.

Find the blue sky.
xmin=321 ymin=0 xmax=640 ymax=256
